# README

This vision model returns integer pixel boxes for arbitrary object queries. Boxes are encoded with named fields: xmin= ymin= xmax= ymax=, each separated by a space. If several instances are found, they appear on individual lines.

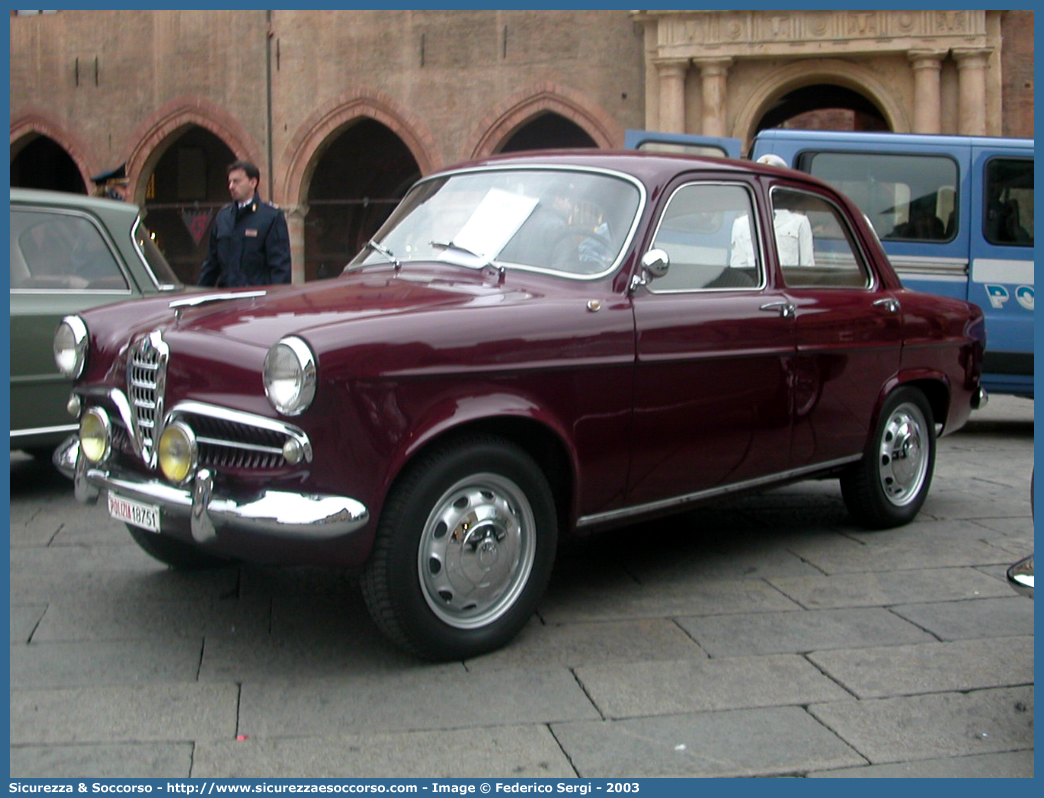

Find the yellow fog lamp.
xmin=158 ymin=421 xmax=198 ymax=485
xmin=79 ymin=408 xmax=111 ymax=463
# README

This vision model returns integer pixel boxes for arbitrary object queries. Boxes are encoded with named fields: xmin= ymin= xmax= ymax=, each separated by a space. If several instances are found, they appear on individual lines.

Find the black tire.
xmin=841 ymin=387 xmax=936 ymax=529
xmin=361 ymin=436 xmax=558 ymax=661
xmin=126 ymin=525 xmax=232 ymax=570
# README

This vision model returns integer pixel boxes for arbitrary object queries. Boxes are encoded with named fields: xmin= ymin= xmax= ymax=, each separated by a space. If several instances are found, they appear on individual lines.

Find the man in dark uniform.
xmin=198 ymin=160 xmax=292 ymax=287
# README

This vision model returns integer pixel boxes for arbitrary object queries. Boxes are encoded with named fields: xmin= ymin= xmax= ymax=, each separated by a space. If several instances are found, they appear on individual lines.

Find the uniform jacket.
xmin=198 ymin=195 xmax=291 ymax=287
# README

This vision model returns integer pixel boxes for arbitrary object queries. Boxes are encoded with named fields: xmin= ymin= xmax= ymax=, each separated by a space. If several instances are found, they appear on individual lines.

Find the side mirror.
xmin=638 ymin=249 xmax=672 ymax=279
xmin=641 ymin=249 xmax=671 ymax=280
xmin=630 ymin=249 xmax=671 ymax=293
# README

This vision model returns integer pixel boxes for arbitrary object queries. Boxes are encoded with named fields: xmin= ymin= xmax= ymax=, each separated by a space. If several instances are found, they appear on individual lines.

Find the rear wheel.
xmin=361 ymin=436 xmax=557 ymax=661
xmin=841 ymin=387 xmax=936 ymax=529
xmin=126 ymin=525 xmax=231 ymax=569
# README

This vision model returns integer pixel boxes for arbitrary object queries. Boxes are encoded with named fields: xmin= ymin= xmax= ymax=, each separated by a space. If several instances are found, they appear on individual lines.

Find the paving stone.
xmin=466 ymin=618 xmax=705 ymax=670
xmin=193 ymin=726 xmax=575 ymax=778
xmin=31 ymin=595 xmax=271 ymax=642
xmin=10 ymin=542 xmax=160 ymax=572
xmin=677 ymin=607 xmax=934 ymax=657
xmin=539 ymin=576 xmax=801 ymax=623
xmin=809 ymin=749 xmax=1034 ymax=777
xmin=786 ymin=528 xmax=1018 ymax=574
xmin=10 ymin=742 xmax=193 ymax=778
xmin=11 ymin=682 xmax=239 ymax=744
xmin=809 ymin=686 xmax=1034 ymax=764
xmin=808 ymin=636 xmax=1034 ymax=699
xmin=574 ymin=654 xmax=850 ymax=719
xmin=769 ymin=567 xmax=1014 ymax=610
xmin=552 ymin=706 xmax=865 ymax=777
xmin=199 ymin=632 xmax=451 ymax=682
xmin=11 ymin=639 xmax=204 ymax=689
xmin=890 ymin=596 xmax=1035 ymax=641
xmin=10 ymin=604 xmax=46 ymax=643
xmin=239 ymin=667 xmax=600 ymax=737
xmin=9 ymin=566 xmax=241 ymax=604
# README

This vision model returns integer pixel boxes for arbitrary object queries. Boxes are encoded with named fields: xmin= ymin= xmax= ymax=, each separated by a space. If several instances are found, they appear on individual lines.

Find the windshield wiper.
xmin=366 ymin=239 xmax=401 ymax=270
xmin=429 ymin=240 xmax=503 ymax=275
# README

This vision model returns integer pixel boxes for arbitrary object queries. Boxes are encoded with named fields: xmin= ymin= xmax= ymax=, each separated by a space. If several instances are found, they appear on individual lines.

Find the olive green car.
xmin=10 ymin=188 xmax=185 ymax=456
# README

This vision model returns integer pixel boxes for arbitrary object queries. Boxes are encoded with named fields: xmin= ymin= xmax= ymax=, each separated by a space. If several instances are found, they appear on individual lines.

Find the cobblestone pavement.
xmin=9 ymin=395 xmax=1034 ymax=778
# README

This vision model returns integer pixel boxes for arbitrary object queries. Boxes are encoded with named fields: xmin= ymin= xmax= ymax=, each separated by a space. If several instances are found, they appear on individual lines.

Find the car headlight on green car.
xmin=263 ymin=336 xmax=317 ymax=416
xmin=54 ymin=315 xmax=89 ymax=378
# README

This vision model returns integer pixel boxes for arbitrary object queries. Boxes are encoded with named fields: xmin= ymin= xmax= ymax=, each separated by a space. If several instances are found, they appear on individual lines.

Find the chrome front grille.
xmin=191 ymin=415 xmax=289 ymax=470
xmin=167 ymin=401 xmax=313 ymax=473
xmin=128 ymin=330 xmax=168 ymax=466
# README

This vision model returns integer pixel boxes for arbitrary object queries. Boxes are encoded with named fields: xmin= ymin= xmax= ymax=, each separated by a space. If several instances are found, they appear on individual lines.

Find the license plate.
xmin=108 ymin=492 xmax=161 ymax=533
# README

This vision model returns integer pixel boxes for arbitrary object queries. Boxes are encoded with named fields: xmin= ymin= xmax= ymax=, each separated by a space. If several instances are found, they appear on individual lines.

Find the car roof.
xmin=10 ymin=187 xmax=141 ymax=217
xmin=424 ymin=148 xmax=835 ymax=192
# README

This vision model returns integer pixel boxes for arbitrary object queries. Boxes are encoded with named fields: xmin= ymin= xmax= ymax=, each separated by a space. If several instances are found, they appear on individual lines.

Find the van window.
xmin=984 ymin=158 xmax=1033 ymax=247
xmin=771 ymin=188 xmax=870 ymax=289
xmin=801 ymin=152 xmax=957 ymax=243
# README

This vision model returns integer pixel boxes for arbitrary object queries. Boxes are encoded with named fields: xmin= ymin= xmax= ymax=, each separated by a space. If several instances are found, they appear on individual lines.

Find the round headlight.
xmin=54 ymin=316 xmax=89 ymax=378
xmin=158 ymin=421 xmax=197 ymax=485
xmin=263 ymin=336 xmax=317 ymax=416
xmin=79 ymin=407 xmax=111 ymax=463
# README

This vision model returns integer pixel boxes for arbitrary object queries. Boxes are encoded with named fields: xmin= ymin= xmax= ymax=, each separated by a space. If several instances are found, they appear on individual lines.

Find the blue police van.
xmin=626 ymin=129 xmax=1034 ymax=398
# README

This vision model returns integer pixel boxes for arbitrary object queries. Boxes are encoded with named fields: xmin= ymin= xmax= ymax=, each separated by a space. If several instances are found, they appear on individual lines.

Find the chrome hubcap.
xmin=877 ymin=403 xmax=929 ymax=506
xmin=418 ymin=473 xmax=536 ymax=629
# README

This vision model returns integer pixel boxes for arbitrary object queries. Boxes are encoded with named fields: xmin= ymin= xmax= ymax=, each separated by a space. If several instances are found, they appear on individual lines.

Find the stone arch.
xmin=281 ymin=89 xmax=438 ymax=207
xmin=10 ymin=109 xmax=96 ymax=190
xmin=466 ymin=83 xmax=620 ymax=159
xmin=124 ymin=97 xmax=261 ymax=203
xmin=732 ymin=59 xmax=910 ymax=146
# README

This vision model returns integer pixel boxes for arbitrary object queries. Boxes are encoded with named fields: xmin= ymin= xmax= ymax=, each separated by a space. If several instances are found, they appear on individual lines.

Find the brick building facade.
xmin=10 ymin=9 xmax=1034 ymax=283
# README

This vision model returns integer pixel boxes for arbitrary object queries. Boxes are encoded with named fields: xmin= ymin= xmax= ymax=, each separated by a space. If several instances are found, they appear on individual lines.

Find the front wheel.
xmin=361 ymin=437 xmax=557 ymax=661
xmin=841 ymin=387 xmax=936 ymax=529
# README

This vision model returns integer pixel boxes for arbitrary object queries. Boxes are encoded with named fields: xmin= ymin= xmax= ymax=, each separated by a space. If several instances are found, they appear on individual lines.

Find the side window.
xmin=984 ymin=158 xmax=1033 ymax=246
xmin=10 ymin=209 xmax=129 ymax=291
xmin=805 ymin=152 xmax=957 ymax=243
xmin=649 ymin=183 xmax=760 ymax=292
xmin=772 ymin=188 xmax=870 ymax=289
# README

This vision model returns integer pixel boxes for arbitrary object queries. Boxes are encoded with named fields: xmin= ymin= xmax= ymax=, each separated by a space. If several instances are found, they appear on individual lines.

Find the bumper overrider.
xmin=53 ymin=400 xmax=369 ymax=546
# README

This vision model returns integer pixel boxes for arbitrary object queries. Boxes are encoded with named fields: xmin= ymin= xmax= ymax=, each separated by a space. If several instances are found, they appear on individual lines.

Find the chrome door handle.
xmin=759 ymin=301 xmax=796 ymax=318
xmin=873 ymin=298 xmax=901 ymax=313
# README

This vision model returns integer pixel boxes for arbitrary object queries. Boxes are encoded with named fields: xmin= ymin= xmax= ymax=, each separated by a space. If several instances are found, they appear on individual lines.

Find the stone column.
xmin=284 ymin=203 xmax=309 ymax=284
xmin=952 ymin=47 xmax=992 ymax=136
xmin=907 ymin=49 xmax=945 ymax=134
xmin=694 ymin=57 xmax=733 ymax=138
xmin=654 ymin=57 xmax=690 ymax=134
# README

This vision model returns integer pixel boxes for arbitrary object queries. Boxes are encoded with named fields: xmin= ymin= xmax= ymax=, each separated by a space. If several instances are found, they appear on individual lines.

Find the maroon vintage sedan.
xmin=54 ymin=151 xmax=986 ymax=659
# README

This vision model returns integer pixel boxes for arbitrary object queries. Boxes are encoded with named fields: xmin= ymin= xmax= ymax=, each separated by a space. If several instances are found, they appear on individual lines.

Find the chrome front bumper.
xmin=54 ymin=436 xmax=369 ymax=544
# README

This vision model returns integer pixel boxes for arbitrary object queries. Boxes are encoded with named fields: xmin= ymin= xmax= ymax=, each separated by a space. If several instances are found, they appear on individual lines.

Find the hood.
xmin=81 ymin=264 xmax=539 ymax=353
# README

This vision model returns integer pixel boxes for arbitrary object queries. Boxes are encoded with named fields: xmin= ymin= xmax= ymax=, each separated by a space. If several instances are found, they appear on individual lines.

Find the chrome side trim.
xmin=11 ymin=422 xmax=79 ymax=440
xmin=576 ymin=455 xmax=862 ymax=529
xmin=889 ymin=255 xmax=968 ymax=277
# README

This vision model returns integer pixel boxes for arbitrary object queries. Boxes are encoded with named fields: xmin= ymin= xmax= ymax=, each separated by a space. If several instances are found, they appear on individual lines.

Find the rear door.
xmin=969 ymin=145 xmax=1034 ymax=396
xmin=768 ymin=184 xmax=904 ymax=466
xmin=625 ymin=129 xmax=743 ymax=160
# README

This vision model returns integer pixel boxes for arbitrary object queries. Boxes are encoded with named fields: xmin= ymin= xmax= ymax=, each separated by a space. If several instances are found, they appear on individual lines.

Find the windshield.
xmin=133 ymin=220 xmax=181 ymax=288
xmin=349 ymin=168 xmax=643 ymax=278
